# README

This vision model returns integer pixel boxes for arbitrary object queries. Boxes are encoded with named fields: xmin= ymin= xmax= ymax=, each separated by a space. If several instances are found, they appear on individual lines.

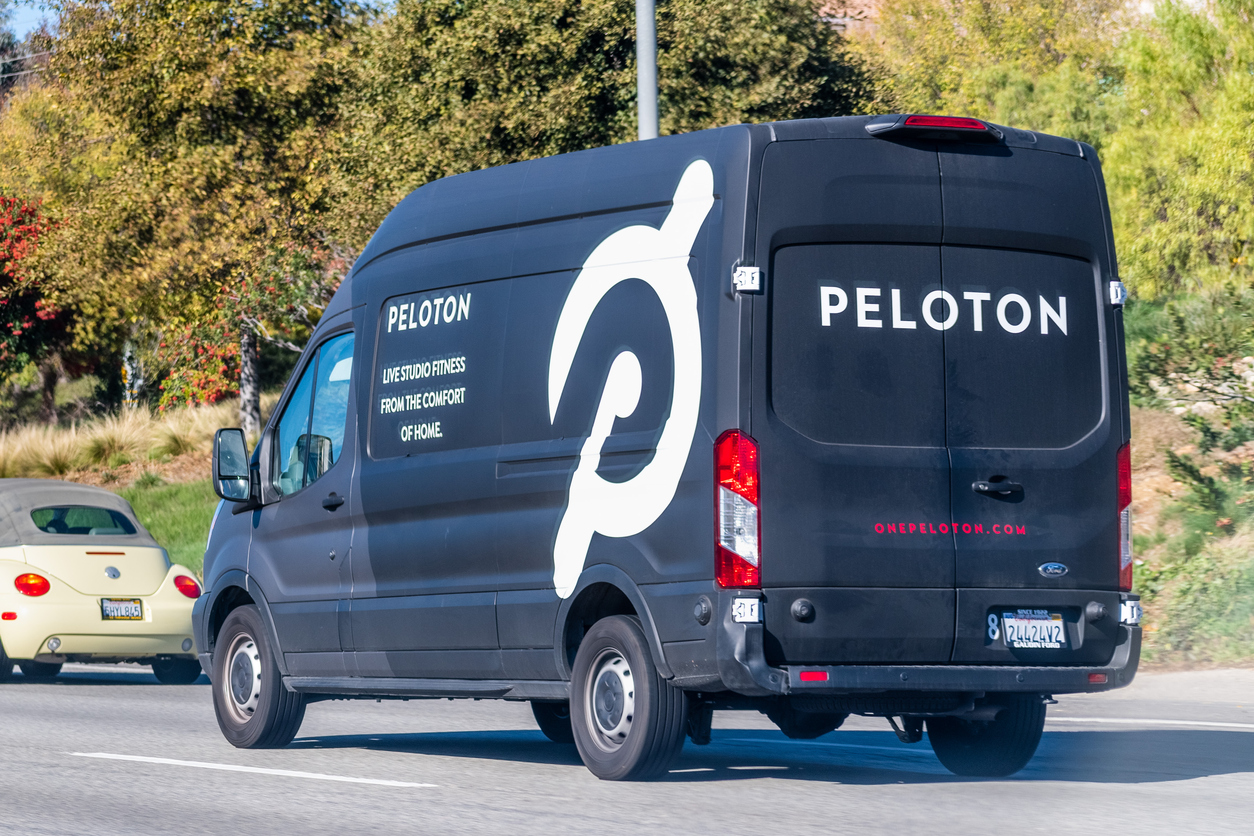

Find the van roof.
xmin=332 ymin=115 xmax=1094 ymax=318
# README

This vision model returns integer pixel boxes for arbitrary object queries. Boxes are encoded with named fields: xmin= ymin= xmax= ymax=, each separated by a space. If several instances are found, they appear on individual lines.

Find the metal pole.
xmin=636 ymin=0 xmax=658 ymax=140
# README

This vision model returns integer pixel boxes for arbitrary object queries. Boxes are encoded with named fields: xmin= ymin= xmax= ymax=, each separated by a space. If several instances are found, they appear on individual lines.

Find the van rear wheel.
xmin=570 ymin=615 xmax=688 ymax=780
xmin=212 ymin=605 xmax=306 ymax=748
xmin=531 ymin=701 xmax=575 ymax=744
xmin=927 ymin=694 xmax=1046 ymax=777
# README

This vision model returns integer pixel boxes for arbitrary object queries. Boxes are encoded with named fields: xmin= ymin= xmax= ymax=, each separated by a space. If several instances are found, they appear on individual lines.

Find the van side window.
xmin=306 ymin=333 xmax=355 ymax=485
xmin=272 ymin=332 xmax=355 ymax=496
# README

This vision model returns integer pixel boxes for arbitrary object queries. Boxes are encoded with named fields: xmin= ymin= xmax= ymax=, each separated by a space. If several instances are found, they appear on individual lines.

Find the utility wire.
xmin=1 ymin=50 xmax=54 ymax=62
xmin=0 ymin=67 xmax=44 ymax=80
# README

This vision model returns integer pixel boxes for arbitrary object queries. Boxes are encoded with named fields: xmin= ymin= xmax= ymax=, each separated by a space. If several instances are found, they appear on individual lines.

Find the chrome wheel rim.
xmin=223 ymin=633 xmax=262 ymax=724
xmin=584 ymin=649 xmax=635 ymax=753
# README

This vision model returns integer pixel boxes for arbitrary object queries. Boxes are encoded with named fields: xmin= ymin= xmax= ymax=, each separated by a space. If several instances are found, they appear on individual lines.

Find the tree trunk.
xmin=39 ymin=357 xmax=61 ymax=424
xmin=239 ymin=326 xmax=261 ymax=439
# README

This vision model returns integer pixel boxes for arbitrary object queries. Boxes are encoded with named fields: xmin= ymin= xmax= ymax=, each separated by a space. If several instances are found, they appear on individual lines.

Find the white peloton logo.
xmin=547 ymin=160 xmax=715 ymax=599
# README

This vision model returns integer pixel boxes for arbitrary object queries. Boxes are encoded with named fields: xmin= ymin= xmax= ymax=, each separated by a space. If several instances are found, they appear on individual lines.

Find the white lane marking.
xmin=1048 ymin=717 xmax=1254 ymax=731
xmin=70 ymin=753 xmax=437 ymax=788
xmin=725 ymin=737 xmax=935 ymax=756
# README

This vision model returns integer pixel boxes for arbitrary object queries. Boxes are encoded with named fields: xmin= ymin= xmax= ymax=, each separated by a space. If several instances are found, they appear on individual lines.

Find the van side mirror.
xmin=213 ymin=429 xmax=253 ymax=502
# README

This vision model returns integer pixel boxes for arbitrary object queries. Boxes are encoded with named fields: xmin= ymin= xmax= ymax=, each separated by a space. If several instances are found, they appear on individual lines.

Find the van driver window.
xmin=272 ymin=332 xmax=355 ymax=496
xmin=306 ymin=333 xmax=355 ymax=486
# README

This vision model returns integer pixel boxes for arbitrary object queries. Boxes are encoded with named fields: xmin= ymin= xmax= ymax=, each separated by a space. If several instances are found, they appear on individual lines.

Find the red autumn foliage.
xmin=0 ymin=196 xmax=68 ymax=376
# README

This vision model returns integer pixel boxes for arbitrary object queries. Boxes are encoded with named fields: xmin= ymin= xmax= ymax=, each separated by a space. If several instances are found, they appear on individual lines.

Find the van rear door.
xmin=939 ymin=145 xmax=1124 ymax=665
xmin=754 ymin=138 xmax=956 ymax=664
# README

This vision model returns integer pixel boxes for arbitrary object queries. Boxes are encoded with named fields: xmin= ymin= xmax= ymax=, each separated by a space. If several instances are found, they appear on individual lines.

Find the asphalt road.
xmin=1 ymin=664 xmax=1251 ymax=835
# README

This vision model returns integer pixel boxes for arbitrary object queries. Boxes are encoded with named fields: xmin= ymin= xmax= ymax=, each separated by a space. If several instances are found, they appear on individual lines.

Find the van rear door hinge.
xmin=733 ymin=265 xmax=762 ymax=294
xmin=1109 ymin=280 xmax=1127 ymax=307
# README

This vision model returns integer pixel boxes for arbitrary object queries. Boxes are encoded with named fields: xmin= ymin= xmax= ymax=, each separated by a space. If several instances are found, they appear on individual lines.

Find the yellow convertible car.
xmin=0 ymin=479 xmax=202 ymax=684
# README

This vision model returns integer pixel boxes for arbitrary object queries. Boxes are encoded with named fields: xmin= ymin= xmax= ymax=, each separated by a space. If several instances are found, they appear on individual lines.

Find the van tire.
xmin=927 ymin=694 xmax=1046 ymax=777
xmin=531 ymin=701 xmax=575 ymax=744
xmin=212 ymin=605 xmax=306 ymax=748
xmin=152 ymin=658 xmax=204 ymax=685
xmin=765 ymin=701 xmax=847 ymax=740
xmin=18 ymin=660 xmax=62 ymax=680
xmin=570 ymin=615 xmax=688 ymax=780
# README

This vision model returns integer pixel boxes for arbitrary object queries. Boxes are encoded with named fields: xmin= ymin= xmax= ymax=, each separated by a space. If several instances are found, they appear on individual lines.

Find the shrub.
xmin=21 ymin=425 xmax=84 ymax=476
xmin=83 ymin=409 xmax=153 ymax=465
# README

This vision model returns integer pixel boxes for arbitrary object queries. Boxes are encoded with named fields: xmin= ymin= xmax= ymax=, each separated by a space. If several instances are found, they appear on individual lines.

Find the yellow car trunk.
xmin=21 ymin=545 xmax=170 ymax=596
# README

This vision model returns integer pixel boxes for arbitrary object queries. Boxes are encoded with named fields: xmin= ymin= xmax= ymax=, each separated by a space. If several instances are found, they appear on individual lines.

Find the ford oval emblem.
xmin=1038 ymin=562 xmax=1068 ymax=578
xmin=105 ymin=566 xmax=121 ymax=579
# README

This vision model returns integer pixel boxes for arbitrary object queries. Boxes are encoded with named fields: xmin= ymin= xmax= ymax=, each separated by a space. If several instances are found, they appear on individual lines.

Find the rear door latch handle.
xmin=973 ymin=481 xmax=1023 ymax=495
xmin=322 ymin=493 xmax=345 ymax=510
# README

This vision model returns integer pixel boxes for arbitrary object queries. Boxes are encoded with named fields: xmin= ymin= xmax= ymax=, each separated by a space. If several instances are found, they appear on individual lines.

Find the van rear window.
xmin=770 ymin=244 xmax=946 ymax=447
xmin=31 ymin=506 xmax=137 ymax=536
xmin=770 ymin=244 xmax=1103 ymax=450
xmin=942 ymin=247 xmax=1102 ymax=449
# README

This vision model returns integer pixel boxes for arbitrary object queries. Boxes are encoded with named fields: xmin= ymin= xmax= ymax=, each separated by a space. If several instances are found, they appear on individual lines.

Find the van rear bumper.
xmin=715 ymin=590 xmax=1141 ymax=697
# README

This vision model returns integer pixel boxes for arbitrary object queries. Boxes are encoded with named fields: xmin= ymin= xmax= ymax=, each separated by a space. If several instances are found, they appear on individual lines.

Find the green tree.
xmin=329 ymin=0 xmax=870 ymax=249
xmin=851 ymin=0 xmax=1126 ymax=150
xmin=1103 ymin=1 xmax=1254 ymax=298
xmin=16 ymin=0 xmax=357 ymax=430
xmin=4 ymin=0 xmax=870 ymax=421
xmin=1 ymin=2 xmax=19 ymax=97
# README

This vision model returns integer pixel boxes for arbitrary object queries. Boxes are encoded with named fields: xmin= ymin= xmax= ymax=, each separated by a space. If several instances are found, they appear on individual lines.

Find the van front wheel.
xmin=927 ymin=694 xmax=1046 ymax=777
xmin=570 ymin=615 xmax=688 ymax=780
xmin=211 ymin=605 xmax=306 ymax=748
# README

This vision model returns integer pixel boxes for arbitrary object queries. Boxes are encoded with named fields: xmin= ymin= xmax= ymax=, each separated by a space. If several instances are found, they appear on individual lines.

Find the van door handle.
xmin=972 ymin=481 xmax=1023 ymax=496
xmin=322 ymin=493 xmax=345 ymax=510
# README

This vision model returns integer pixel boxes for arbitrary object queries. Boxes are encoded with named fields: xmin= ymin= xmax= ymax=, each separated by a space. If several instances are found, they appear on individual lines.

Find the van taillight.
xmin=1118 ymin=443 xmax=1133 ymax=592
xmin=715 ymin=430 xmax=761 ymax=588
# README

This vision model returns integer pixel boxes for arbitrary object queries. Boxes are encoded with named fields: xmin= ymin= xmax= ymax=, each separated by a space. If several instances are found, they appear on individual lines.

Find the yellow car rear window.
xmin=31 ymin=506 xmax=138 ymax=536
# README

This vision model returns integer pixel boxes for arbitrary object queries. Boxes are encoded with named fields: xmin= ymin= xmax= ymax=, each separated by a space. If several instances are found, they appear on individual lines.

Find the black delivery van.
xmin=197 ymin=114 xmax=1142 ymax=781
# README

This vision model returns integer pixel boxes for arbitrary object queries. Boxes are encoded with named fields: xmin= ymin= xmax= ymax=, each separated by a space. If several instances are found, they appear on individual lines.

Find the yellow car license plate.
xmin=101 ymin=598 xmax=143 ymax=620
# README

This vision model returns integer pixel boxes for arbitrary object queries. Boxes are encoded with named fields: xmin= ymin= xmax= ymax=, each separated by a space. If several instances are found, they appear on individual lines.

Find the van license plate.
xmin=101 ymin=598 xmax=143 ymax=620
xmin=1001 ymin=610 xmax=1066 ymax=649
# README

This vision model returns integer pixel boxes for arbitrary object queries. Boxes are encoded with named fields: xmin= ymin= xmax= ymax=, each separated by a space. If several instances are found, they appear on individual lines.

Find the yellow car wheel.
xmin=0 ymin=638 xmax=12 ymax=683
xmin=152 ymin=658 xmax=202 ymax=685
xmin=18 ymin=661 xmax=62 ymax=680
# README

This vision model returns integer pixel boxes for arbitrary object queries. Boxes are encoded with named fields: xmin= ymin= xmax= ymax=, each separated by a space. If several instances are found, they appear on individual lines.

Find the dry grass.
xmin=0 ymin=399 xmax=252 ymax=488
xmin=1130 ymin=406 xmax=1194 ymax=544
xmin=82 ymin=409 xmax=152 ymax=466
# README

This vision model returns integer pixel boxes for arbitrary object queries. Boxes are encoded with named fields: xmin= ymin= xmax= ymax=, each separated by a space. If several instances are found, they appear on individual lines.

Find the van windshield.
xmin=31 ymin=506 xmax=138 ymax=536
